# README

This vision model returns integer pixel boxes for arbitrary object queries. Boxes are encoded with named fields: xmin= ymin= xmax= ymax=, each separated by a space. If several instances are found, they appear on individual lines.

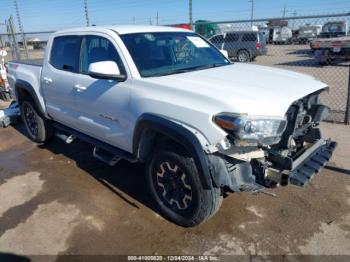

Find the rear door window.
xmin=210 ymin=35 xmax=224 ymax=43
xmin=242 ymin=33 xmax=257 ymax=42
xmin=225 ymin=33 xmax=239 ymax=42
xmin=50 ymin=36 xmax=81 ymax=72
xmin=210 ymin=35 xmax=224 ymax=49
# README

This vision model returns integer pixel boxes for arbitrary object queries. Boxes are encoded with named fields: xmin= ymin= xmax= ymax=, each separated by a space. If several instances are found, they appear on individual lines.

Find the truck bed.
xmin=313 ymin=36 xmax=350 ymax=49
xmin=10 ymin=59 xmax=44 ymax=67
xmin=6 ymin=59 xmax=43 ymax=104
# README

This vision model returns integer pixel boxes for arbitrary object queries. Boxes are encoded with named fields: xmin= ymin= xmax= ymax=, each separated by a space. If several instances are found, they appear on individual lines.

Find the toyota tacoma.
xmin=7 ymin=25 xmax=336 ymax=227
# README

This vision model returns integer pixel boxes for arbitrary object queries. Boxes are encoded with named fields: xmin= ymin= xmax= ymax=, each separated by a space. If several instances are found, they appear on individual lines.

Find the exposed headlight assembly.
xmin=214 ymin=113 xmax=288 ymax=146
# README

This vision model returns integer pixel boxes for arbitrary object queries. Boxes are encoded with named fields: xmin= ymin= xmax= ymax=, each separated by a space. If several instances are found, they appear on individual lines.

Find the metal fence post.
xmin=345 ymin=65 xmax=350 ymax=125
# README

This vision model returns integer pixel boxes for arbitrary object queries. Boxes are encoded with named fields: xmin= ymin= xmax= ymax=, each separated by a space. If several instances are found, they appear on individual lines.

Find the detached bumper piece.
xmin=289 ymin=139 xmax=337 ymax=187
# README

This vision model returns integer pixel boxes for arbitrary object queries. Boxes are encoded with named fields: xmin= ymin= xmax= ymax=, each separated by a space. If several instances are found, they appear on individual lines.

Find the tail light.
xmin=256 ymin=42 xmax=261 ymax=49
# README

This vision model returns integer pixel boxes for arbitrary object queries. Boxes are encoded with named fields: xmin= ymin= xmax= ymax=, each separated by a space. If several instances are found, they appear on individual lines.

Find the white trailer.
xmin=272 ymin=26 xmax=292 ymax=44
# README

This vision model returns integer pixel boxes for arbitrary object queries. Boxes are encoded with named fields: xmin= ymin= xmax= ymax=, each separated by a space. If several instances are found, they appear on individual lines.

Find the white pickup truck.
xmin=7 ymin=25 xmax=336 ymax=227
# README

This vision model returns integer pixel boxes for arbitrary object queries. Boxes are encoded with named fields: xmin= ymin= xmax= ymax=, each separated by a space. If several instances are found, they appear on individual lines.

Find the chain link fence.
xmin=197 ymin=13 xmax=350 ymax=124
xmin=0 ymin=30 xmax=52 ymax=63
xmin=1 ymin=13 xmax=350 ymax=123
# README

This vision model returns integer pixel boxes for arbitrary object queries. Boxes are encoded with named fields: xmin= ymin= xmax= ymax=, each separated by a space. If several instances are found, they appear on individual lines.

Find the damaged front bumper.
xmin=288 ymin=139 xmax=337 ymax=186
xmin=208 ymin=138 xmax=337 ymax=192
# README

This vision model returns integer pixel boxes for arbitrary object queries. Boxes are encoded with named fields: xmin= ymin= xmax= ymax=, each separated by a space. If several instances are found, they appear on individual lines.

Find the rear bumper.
xmin=256 ymin=48 xmax=268 ymax=56
xmin=288 ymin=139 xmax=337 ymax=186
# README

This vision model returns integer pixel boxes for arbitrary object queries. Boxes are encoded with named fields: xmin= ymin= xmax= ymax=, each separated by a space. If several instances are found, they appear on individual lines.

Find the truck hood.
xmin=141 ymin=63 xmax=328 ymax=117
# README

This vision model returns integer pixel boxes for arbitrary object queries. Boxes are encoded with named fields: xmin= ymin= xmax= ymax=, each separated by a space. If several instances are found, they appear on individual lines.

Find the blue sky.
xmin=0 ymin=0 xmax=350 ymax=33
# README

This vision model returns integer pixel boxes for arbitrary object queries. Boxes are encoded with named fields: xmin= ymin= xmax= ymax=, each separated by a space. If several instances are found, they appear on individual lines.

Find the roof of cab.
xmin=53 ymin=25 xmax=191 ymax=35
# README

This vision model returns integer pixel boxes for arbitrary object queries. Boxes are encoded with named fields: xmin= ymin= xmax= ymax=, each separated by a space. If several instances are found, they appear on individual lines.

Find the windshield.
xmin=120 ymin=32 xmax=230 ymax=77
xmin=322 ymin=23 xmax=346 ymax=33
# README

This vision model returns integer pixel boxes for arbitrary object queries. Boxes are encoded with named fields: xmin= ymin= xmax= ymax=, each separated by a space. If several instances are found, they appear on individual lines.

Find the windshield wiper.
xmin=168 ymin=63 xmax=227 ymax=75
xmin=146 ymin=63 xmax=228 ymax=77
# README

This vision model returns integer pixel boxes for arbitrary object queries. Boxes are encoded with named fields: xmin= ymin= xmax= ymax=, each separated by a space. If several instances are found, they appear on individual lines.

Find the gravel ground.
xmin=0 ymin=121 xmax=349 ymax=261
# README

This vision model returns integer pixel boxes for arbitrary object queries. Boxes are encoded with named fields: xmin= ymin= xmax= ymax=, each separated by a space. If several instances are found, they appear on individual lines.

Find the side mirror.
xmin=88 ymin=61 xmax=126 ymax=81
xmin=220 ymin=49 xmax=229 ymax=58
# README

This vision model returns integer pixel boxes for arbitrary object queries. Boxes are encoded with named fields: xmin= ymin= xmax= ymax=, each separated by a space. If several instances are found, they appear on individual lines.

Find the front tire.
xmin=146 ymin=145 xmax=223 ymax=227
xmin=20 ymin=99 xmax=53 ymax=143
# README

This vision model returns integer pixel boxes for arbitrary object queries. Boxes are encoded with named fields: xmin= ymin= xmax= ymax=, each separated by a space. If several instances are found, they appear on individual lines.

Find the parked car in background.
xmin=319 ymin=21 xmax=348 ymax=38
xmin=272 ymin=26 xmax=292 ymax=44
xmin=209 ymin=30 xmax=267 ymax=62
xmin=310 ymin=21 xmax=348 ymax=51
xmin=298 ymin=25 xmax=322 ymax=44
xmin=311 ymin=35 xmax=350 ymax=65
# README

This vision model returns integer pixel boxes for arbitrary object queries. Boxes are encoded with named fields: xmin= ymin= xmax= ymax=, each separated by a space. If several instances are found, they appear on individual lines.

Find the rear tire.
xmin=20 ymin=98 xmax=53 ymax=143
xmin=237 ymin=50 xmax=251 ymax=62
xmin=146 ymin=145 xmax=223 ymax=227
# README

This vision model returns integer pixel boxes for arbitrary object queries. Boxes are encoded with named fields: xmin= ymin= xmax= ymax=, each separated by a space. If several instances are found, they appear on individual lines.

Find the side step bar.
xmin=52 ymin=122 xmax=137 ymax=164
xmin=289 ymin=139 xmax=337 ymax=187
xmin=93 ymin=147 xmax=121 ymax=166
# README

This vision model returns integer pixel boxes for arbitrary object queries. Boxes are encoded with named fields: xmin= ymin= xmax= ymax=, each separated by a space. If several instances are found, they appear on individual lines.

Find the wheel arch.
xmin=15 ymin=79 xmax=46 ymax=116
xmin=133 ymin=113 xmax=214 ymax=190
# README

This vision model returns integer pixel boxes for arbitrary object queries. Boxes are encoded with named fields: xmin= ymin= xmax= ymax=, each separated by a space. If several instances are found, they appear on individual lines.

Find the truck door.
xmin=41 ymin=35 xmax=82 ymax=128
xmin=73 ymin=34 xmax=132 ymax=152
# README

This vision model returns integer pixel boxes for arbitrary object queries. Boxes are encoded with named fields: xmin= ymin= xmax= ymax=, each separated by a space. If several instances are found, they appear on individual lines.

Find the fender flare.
xmin=15 ymin=79 xmax=46 ymax=116
xmin=133 ymin=113 xmax=213 ymax=189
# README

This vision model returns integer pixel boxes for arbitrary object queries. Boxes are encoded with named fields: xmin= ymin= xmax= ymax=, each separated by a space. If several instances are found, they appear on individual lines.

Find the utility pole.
xmin=282 ymin=4 xmax=287 ymax=18
xmin=292 ymin=10 xmax=297 ymax=28
xmin=83 ymin=0 xmax=90 ymax=26
xmin=156 ymin=11 xmax=159 ymax=25
xmin=14 ymin=0 xmax=28 ymax=60
xmin=6 ymin=16 xmax=20 ymax=60
xmin=189 ymin=0 xmax=193 ymax=29
xmin=249 ymin=0 xmax=255 ymax=26
xmin=0 ymin=22 xmax=4 ymax=48
xmin=149 ymin=17 xmax=152 ymax=25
